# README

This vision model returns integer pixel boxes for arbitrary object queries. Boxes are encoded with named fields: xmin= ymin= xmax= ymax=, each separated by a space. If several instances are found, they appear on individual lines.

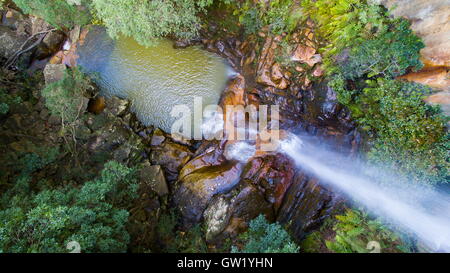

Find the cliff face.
xmin=379 ymin=0 xmax=450 ymax=116
xmin=381 ymin=0 xmax=450 ymax=68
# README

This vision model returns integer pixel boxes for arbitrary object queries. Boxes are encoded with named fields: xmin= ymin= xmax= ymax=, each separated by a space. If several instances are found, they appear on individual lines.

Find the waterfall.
xmin=279 ymin=134 xmax=450 ymax=252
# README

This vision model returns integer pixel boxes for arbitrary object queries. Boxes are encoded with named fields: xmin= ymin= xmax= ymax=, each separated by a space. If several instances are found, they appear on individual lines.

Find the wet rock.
xmin=241 ymin=154 xmax=296 ymax=211
xmin=43 ymin=63 xmax=66 ymax=85
xmin=88 ymin=96 xmax=106 ymax=114
xmin=150 ymin=140 xmax=193 ymax=182
xmin=105 ymin=96 xmax=129 ymax=116
xmin=204 ymin=195 xmax=232 ymax=241
xmin=256 ymin=36 xmax=290 ymax=89
xmin=220 ymin=74 xmax=246 ymax=107
xmin=204 ymin=182 xmax=275 ymax=242
xmin=277 ymin=173 xmax=341 ymax=241
xmin=139 ymin=161 xmax=169 ymax=196
xmin=39 ymin=30 xmax=65 ymax=58
xmin=174 ymin=160 xmax=243 ymax=226
xmin=150 ymin=128 xmax=166 ymax=146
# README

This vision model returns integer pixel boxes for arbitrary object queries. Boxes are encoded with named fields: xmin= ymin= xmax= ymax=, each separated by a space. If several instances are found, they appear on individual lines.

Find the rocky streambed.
xmin=0 ymin=1 xmax=447 ymax=250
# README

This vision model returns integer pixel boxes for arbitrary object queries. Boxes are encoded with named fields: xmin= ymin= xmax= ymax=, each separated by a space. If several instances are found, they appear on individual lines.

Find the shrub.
xmin=340 ymin=19 xmax=424 ymax=80
xmin=90 ymin=0 xmax=214 ymax=47
xmin=0 ymin=161 xmax=139 ymax=253
xmin=41 ymin=67 xmax=93 ymax=125
xmin=331 ymin=78 xmax=449 ymax=184
xmin=228 ymin=0 xmax=300 ymax=36
xmin=156 ymin=211 xmax=208 ymax=253
xmin=232 ymin=215 xmax=299 ymax=253
xmin=302 ymin=0 xmax=389 ymax=58
xmin=0 ymin=88 xmax=22 ymax=115
xmin=325 ymin=209 xmax=408 ymax=253
xmin=12 ymin=0 xmax=92 ymax=29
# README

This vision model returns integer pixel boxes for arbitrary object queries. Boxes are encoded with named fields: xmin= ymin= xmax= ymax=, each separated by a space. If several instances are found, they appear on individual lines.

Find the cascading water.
xmin=279 ymin=134 xmax=450 ymax=252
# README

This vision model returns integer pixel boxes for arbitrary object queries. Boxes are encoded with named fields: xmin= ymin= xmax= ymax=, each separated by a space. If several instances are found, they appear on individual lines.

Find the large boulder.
xmin=43 ymin=63 xmax=66 ymax=85
xmin=277 ymin=172 xmax=342 ymax=241
xmin=149 ymin=132 xmax=194 ymax=182
xmin=0 ymin=25 xmax=26 ymax=59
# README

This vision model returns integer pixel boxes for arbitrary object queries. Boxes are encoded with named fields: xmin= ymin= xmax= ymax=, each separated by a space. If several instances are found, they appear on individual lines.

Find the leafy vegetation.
xmin=232 ymin=215 xmax=299 ymax=253
xmin=301 ymin=0 xmax=448 ymax=185
xmin=156 ymin=211 xmax=208 ymax=253
xmin=0 ymin=88 xmax=22 ymax=115
xmin=0 ymin=160 xmax=138 ymax=253
xmin=91 ymin=0 xmax=214 ymax=47
xmin=41 ymin=67 xmax=93 ymax=125
xmin=326 ymin=209 xmax=408 ymax=253
xmin=12 ymin=0 xmax=92 ymax=29
xmin=225 ymin=0 xmax=301 ymax=36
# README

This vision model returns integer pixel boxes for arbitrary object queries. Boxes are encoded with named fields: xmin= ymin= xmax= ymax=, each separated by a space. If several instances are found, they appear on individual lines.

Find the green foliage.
xmin=302 ymin=0 xmax=389 ymax=58
xmin=331 ymin=77 xmax=449 ymax=184
xmin=325 ymin=209 xmax=408 ymax=253
xmin=41 ymin=67 xmax=93 ymax=125
xmin=340 ymin=19 xmax=424 ymax=79
xmin=91 ymin=0 xmax=214 ymax=47
xmin=229 ymin=0 xmax=300 ymax=35
xmin=156 ymin=211 xmax=208 ymax=253
xmin=0 ymin=88 xmax=22 ymax=115
xmin=12 ymin=0 xmax=91 ymax=29
xmin=232 ymin=215 xmax=299 ymax=253
xmin=0 ymin=161 xmax=139 ymax=253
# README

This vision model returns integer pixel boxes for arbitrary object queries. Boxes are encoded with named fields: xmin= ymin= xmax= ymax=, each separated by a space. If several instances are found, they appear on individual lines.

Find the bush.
xmin=41 ymin=67 xmax=93 ymax=125
xmin=232 ymin=215 xmax=299 ymax=253
xmin=340 ymin=19 xmax=424 ymax=79
xmin=302 ymin=0 xmax=389 ymax=59
xmin=91 ymin=0 xmax=214 ymax=47
xmin=12 ymin=0 xmax=92 ymax=29
xmin=228 ymin=0 xmax=300 ymax=36
xmin=0 ymin=161 xmax=139 ymax=253
xmin=156 ymin=211 xmax=208 ymax=253
xmin=0 ymin=88 xmax=21 ymax=115
xmin=325 ymin=209 xmax=408 ymax=253
xmin=331 ymin=78 xmax=449 ymax=184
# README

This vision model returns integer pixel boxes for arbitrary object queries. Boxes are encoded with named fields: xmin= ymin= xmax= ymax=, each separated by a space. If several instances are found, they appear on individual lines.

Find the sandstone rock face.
xmin=256 ymin=36 xmax=291 ymax=90
xmin=425 ymin=91 xmax=450 ymax=117
xmin=380 ymin=0 xmax=450 ymax=91
xmin=382 ymin=0 xmax=450 ymax=67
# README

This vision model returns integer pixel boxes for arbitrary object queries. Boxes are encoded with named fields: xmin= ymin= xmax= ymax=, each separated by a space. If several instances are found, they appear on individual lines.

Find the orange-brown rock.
xmin=398 ymin=67 xmax=450 ymax=91
xmin=88 ymin=96 xmax=106 ymax=115
xmin=256 ymin=36 xmax=290 ymax=89
xmin=291 ymin=45 xmax=321 ymax=67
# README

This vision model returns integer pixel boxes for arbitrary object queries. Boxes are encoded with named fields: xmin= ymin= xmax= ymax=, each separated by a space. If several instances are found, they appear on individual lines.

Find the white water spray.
xmin=279 ymin=134 xmax=450 ymax=252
